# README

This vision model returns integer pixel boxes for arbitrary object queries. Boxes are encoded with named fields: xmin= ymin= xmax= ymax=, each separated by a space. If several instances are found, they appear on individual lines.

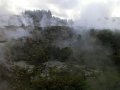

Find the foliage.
xmin=10 ymin=66 xmax=32 ymax=90
xmin=10 ymin=65 xmax=87 ymax=90
xmin=8 ymin=37 xmax=73 ymax=65
xmin=59 ymin=47 xmax=73 ymax=61
xmin=7 ymin=26 xmax=120 ymax=90
xmin=96 ymin=30 xmax=114 ymax=46
xmin=96 ymin=30 xmax=120 ymax=70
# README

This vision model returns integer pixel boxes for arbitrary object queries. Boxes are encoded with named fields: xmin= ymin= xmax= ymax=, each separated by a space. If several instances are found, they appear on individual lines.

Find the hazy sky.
xmin=0 ymin=0 xmax=120 ymax=20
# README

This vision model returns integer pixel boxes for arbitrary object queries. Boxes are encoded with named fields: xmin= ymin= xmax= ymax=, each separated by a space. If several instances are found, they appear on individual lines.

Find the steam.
xmin=0 ymin=1 xmax=119 ymax=89
xmin=74 ymin=2 xmax=120 ymax=29
xmin=0 ymin=0 xmax=120 ymax=29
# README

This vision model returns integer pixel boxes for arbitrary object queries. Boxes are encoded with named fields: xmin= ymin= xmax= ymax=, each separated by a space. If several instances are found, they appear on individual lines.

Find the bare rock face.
xmin=43 ymin=61 xmax=66 ymax=69
xmin=0 ymin=26 xmax=33 ymax=42
xmin=0 ymin=29 xmax=7 ymax=43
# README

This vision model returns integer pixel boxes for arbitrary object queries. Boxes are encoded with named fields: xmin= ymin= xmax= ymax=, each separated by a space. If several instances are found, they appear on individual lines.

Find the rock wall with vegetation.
xmin=1 ymin=26 xmax=119 ymax=90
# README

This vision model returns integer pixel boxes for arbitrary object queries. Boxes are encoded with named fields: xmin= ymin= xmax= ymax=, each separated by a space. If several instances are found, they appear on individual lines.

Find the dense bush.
xmin=96 ymin=30 xmax=120 ymax=70
xmin=10 ymin=65 xmax=86 ymax=90
xmin=7 ymin=26 xmax=120 ymax=90
xmin=96 ymin=30 xmax=114 ymax=47
xmin=8 ymin=39 xmax=73 ymax=65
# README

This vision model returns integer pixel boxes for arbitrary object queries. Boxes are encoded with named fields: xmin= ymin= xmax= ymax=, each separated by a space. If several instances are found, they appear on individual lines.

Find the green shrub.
xmin=10 ymin=65 xmax=87 ymax=90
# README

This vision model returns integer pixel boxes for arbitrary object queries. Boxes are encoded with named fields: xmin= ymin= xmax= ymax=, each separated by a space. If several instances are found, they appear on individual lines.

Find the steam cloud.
xmin=0 ymin=0 xmax=120 ymax=29
xmin=0 ymin=1 xmax=119 ymax=89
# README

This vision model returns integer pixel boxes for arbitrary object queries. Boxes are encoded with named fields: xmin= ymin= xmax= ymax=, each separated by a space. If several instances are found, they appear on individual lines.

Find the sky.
xmin=0 ymin=0 xmax=120 ymax=20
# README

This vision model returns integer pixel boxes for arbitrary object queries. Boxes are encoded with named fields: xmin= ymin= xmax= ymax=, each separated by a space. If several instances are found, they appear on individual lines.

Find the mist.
xmin=0 ymin=0 xmax=120 ymax=29
xmin=0 ymin=0 xmax=120 ymax=90
xmin=73 ymin=2 xmax=120 ymax=29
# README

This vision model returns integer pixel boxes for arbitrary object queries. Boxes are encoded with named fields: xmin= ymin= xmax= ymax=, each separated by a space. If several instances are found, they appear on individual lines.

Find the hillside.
xmin=0 ymin=10 xmax=120 ymax=90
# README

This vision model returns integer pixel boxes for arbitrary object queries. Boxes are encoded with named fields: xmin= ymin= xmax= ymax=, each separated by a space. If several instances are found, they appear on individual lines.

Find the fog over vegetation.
xmin=0 ymin=8 xmax=120 ymax=90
